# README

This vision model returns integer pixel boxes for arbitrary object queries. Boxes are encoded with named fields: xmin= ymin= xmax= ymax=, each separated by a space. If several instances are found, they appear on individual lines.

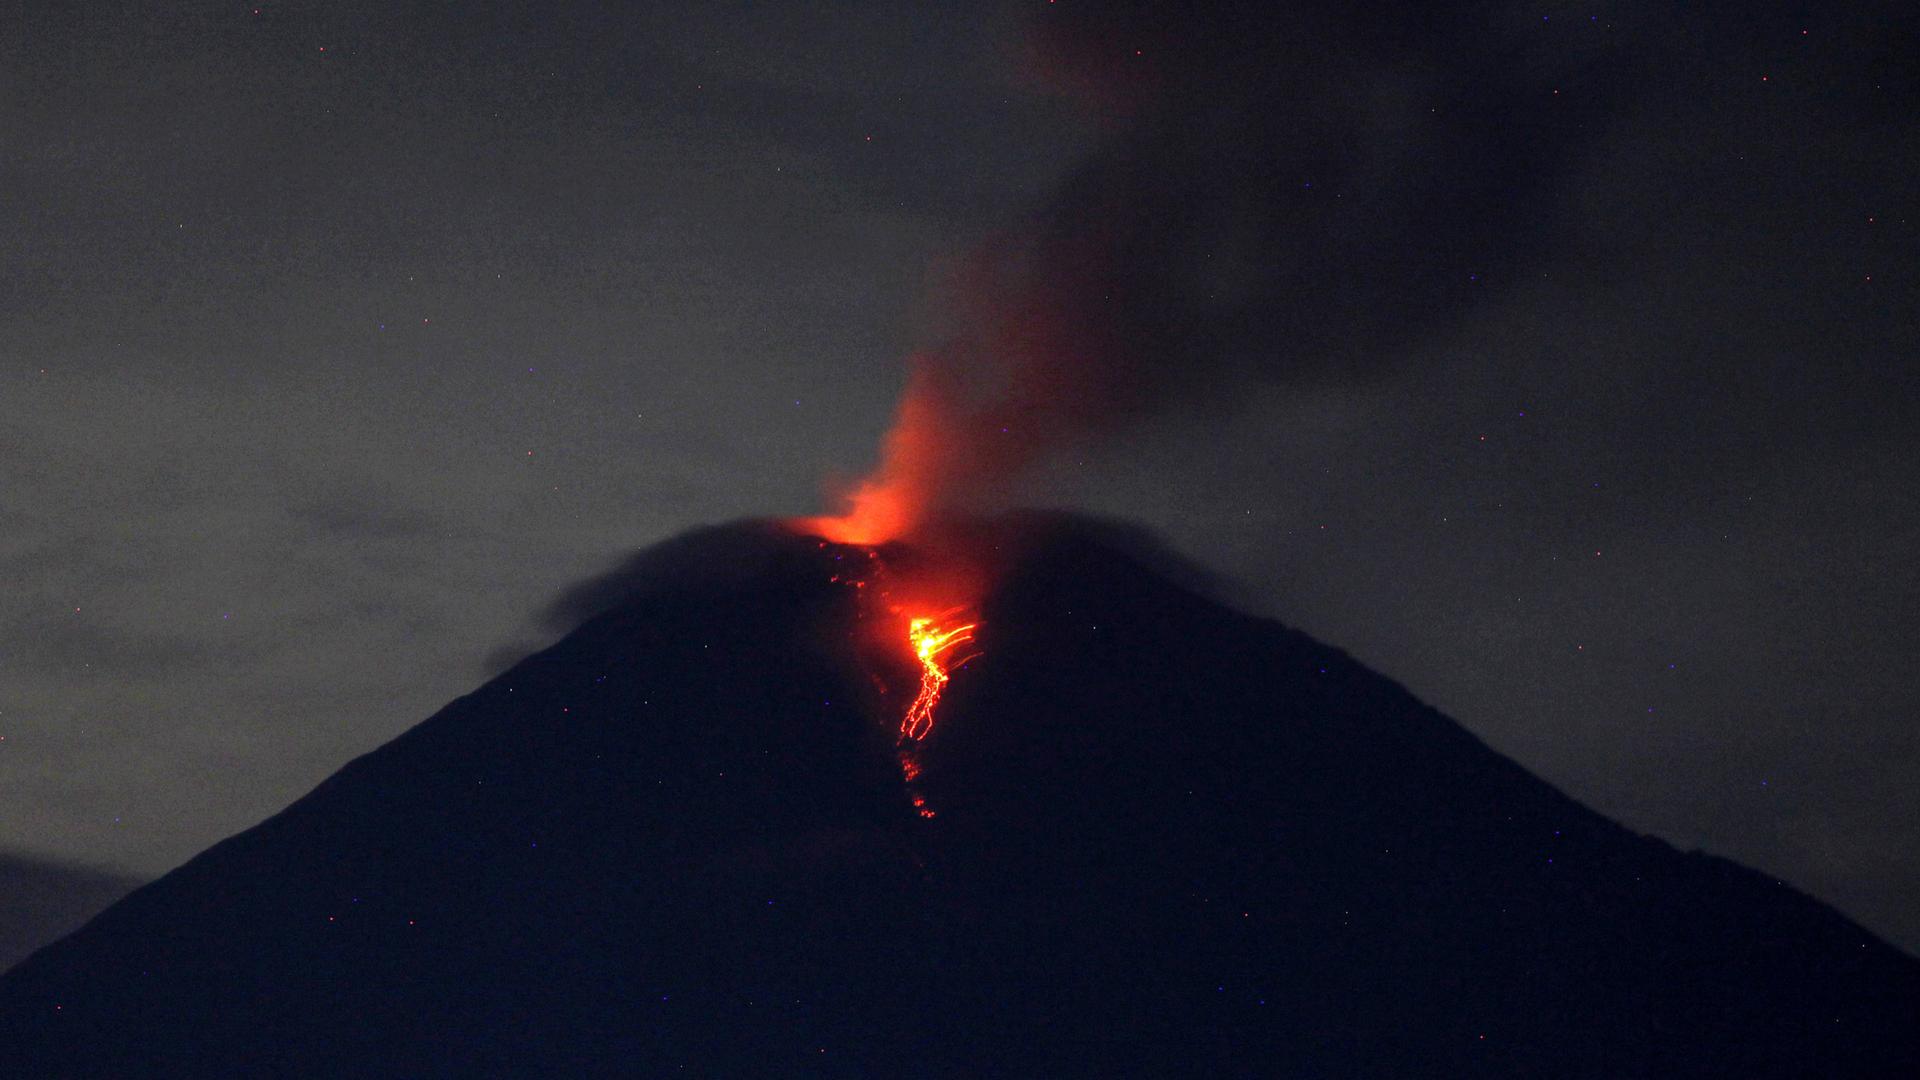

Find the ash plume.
xmin=814 ymin=2 xmax=1624 ymax=542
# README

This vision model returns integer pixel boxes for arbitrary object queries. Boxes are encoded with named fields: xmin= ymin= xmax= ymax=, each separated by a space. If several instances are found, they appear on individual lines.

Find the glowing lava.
xmin=901 ymin=615 xmax=977 ymax=741
xmin=804 ymin=530 xmax=984 ymax=820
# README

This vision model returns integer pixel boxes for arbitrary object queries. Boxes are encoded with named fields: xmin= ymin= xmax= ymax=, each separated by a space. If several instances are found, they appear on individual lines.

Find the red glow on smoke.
xmin=804 ymin=224 xmax=1145 ymax=552
xmin=801 ymin=361 xmax=956 ymax=547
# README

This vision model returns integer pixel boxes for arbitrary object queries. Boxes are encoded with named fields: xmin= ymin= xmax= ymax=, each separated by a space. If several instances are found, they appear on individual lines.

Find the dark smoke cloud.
xmin=477 ymin=521 xmax=813 ymax=675
xmin=1023 ymin=3 xmax=1618 ymax=367
xmin=842 ymin=1 xmax=1639 ymax=525
xmin=534 ymin=520 xmax=814 ymax=634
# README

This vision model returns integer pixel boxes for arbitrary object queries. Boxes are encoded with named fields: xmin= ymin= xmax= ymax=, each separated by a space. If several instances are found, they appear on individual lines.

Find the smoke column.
xmin=811 ymin=3 xmax=1620 ymax=545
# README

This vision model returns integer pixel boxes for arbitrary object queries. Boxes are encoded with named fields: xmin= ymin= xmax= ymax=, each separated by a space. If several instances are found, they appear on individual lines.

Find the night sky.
xmin=4 ymin=0 xmax=1917 ymax=959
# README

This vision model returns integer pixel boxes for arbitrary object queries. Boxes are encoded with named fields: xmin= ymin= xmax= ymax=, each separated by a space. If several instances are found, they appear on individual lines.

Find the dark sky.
xmin=4 ymin=0 xmax=1916 ymax=955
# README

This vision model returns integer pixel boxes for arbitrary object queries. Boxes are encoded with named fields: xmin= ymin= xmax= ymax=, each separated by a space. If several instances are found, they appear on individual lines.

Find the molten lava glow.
xmin=900 ymin=615 xmax=976 ymax=741
xmin=805 ymin=532 xmax=981 ymax=819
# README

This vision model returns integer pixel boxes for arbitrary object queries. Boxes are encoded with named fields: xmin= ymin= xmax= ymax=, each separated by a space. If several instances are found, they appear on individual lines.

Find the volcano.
xmin=2 ymin=516 xmax=1914 ymax=1078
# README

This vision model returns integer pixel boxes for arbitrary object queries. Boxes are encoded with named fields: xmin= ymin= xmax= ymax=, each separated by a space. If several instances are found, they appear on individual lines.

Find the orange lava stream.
xmin=807 ymin=531 xmax=980 ymax=818
xmin=901 ymin=616 xmax=976 ymax=741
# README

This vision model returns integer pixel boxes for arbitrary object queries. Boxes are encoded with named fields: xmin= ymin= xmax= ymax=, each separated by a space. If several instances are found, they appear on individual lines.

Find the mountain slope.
xmin=0 ymin=854 xmax=140 ymax=975
xmin=2 ymin=517 xmax=1914 ymax=1078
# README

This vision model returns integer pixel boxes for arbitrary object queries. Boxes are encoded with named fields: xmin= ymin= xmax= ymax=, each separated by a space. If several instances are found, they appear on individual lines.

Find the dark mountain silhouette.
xmin=2 ymin=516 xmax=1914 ymax=1078
xmin=0 ymin=854 xmax=140 ymax=976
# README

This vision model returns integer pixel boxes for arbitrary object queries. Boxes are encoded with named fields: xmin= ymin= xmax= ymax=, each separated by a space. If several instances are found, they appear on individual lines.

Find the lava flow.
xmin=805 ymin=530 xmax=983 ymax=818
xmin=797 ymin=343 xmax=997 ymax=801
xmin=902 ymin=615 xmax=977 ymax=741
xmin=826 ymin=550 xmax=980 ymax=745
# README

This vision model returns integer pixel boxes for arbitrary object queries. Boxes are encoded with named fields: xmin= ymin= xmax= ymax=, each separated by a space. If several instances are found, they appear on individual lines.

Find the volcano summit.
xmin=2 ymin=516 xmax=1914 ymax=1077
